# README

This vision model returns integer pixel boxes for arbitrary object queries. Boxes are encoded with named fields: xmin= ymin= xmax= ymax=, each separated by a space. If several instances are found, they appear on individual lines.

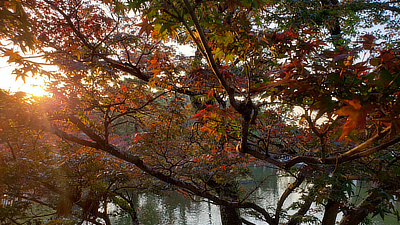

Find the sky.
xmin=0 ymin=42 xmax=194 ymax=97
xmin=0 ymin=57 xmax=47 ymax=96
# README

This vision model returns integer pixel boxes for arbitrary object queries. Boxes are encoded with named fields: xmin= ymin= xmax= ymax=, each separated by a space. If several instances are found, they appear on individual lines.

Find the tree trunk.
xmin=206 ymin=179 xmax=242 ymax=225
xmin=129 ymin=205 xmax=140 ymax=225
xmin=322 ymin=199 xmax=339 ymax=225
xmin=111 ymin=195 xmax=140 ymax=225
xmin=220 ymin=205 xmax=242 ymax=225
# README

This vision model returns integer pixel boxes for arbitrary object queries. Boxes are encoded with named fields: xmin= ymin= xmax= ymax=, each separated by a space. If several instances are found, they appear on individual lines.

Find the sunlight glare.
xmin=0 ymin=58 xmax=48 ymax=97
xmin=19 ymin=84 xmax=48 ymax=97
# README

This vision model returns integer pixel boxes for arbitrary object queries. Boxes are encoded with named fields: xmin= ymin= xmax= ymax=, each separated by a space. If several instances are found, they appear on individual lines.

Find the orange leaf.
xmin=192 ymin=109 xmax=206 ymax=119
xmin=120 ymin=85 xmax=128 ymax=92
xmin=335 ymin=97 xmax=374 ymax=140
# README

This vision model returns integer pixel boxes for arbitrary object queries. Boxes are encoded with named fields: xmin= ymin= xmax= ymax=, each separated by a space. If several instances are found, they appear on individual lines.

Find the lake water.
xmin=110 ymin=166 xmax=400 ymax=225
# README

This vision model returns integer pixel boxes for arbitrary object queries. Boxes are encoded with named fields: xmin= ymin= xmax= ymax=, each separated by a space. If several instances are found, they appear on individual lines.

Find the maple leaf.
xmin=136 ymin=17 xmax=154 ymax=37
xmin=120 ymin=85 xmax=128 ymax=92
xmin=192 ymin=104 xmax=216 ymax=119
xmin=335 ymin=97 xmax=375 ymax=140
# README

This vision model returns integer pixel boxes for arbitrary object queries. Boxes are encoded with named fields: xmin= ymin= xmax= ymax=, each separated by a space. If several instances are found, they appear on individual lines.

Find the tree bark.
xmin=322 ymin=199 xmax=339 ymax=225
xmin=339 ymin=191 xmax=381 ymax=225
xmin=205 ymin=179 xmax=242 ymax=225
xmin=339 ymin=208 xmax=369 ymax=225
xmin=218 ymin=183 xmax=242 ymax=225
xmin=220 ymin=205 xmax=242 ymax=225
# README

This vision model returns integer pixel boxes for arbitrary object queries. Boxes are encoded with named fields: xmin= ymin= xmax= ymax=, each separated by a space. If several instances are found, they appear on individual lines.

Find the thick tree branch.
xmin=182 ymin=0 xmax=239 ymax=110
xmin=44 ymin=0 xmax=155 ymax=84
xmin=322 ymin=199 xmax=340 ymax=225
xmin=181 ymin=0 xmax=257 ymax=161
xmin=281 ymin=127 xmax=397 ymax=168
xmin=101 ymin=57 xmax=151 ymax=82
xmin=339 ymin=190 xmax=382 ymax=225
xmin=51 ymin=126 xmax=100 ymax=149
xmin=339 ymin=126 xmax=391 ymax=158
xmin=242 ymin=126 xmax=398 ymax=170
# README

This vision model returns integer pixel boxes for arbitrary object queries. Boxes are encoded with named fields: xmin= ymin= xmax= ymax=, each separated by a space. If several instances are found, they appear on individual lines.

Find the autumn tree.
xmin=1 ymin=0 xmax=400 ymax=224
xmin=0 ymin=90 xmax=153 ymax=225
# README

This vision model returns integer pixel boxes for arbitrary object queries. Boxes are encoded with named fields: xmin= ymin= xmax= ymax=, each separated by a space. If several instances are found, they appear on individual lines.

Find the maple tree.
xmin=0 ymin=90 xmax=153 ymax=225
xmin=1 ymin=0 xmax=400 ymax=224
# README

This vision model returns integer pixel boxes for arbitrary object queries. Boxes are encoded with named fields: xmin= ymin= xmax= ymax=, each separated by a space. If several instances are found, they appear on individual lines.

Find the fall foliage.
xmin=1 ymin=0 xmax=400 ymax=224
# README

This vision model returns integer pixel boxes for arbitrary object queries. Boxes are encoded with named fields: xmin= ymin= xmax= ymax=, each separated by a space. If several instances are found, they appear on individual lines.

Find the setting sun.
xmin=19 ymin=84 xmax=47 ymax=97
xmin=0 ymin=58 xmax=48 ymax=96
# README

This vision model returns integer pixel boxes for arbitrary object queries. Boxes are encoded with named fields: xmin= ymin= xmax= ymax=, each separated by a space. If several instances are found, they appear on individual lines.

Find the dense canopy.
xmin=1 ymin=0 xmax=400 ymax=224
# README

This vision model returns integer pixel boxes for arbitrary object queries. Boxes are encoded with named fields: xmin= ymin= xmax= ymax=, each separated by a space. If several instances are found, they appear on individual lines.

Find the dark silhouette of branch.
xmin=52 ymin=115 xmax=276 ymax=223
xmin=275 ymin=173 xmax=305 ymax=223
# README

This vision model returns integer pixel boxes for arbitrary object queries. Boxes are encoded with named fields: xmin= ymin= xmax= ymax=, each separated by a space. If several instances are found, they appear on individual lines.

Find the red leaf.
xmin=312 ymin=40 xmax=328 ymax=47
xmin=191 ymin=104 xmax=215 ymax=119
xmin=120 ymin=85 xmax=128 ymax=92
xmin=302 ymin=29 xmax=318 ymax=35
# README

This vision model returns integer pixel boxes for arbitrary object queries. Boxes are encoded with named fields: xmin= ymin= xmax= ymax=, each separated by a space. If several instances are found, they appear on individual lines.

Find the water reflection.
xmin=111 ymin=166 xmax=279 ymax=225
xmin=111 ymin=191 xmax=222 ymax=225
xmin=112 ymin=166 xmax=399 ymax=225
xmin=242 ymin=166 xmax=299 ymax=214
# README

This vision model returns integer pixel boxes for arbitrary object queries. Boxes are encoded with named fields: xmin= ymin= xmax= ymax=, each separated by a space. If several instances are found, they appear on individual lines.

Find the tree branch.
xmin=338 ymin=190 xmax=382 ymax=225
xmin=52 ymin=116 xmax=275 ymax=223
xmin=287 ymin=187 xmax=315 ymax=225
xmin=181 ymin=0 xmax=239 ymax=110
xmin=275 ymin=173 xmax=305 ymax=224
xmin=51 ymin=125 xmax=100 ymax=149
xmin=101 ymin=57 xmax=151 ymax=82
xmin=281 ymin=126 xmax=397 ymax=168
xmin=43 ymin=0 xmax=93 ymax=49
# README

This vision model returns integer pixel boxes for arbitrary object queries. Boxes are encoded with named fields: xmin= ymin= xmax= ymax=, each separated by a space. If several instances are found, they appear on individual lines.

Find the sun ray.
xmin=0 ymin=58 xmax=48 ymax=97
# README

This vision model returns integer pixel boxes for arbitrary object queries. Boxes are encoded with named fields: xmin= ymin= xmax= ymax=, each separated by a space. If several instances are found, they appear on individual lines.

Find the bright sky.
xmin=0 ymin=57 xmax=48 ymax=96
xmin=0 ymin=43 xmax=194 ymax=97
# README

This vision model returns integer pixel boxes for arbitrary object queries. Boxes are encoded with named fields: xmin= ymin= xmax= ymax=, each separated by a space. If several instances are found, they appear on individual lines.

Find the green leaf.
xmin=370 ymin=58 xmax=380 ymax=66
